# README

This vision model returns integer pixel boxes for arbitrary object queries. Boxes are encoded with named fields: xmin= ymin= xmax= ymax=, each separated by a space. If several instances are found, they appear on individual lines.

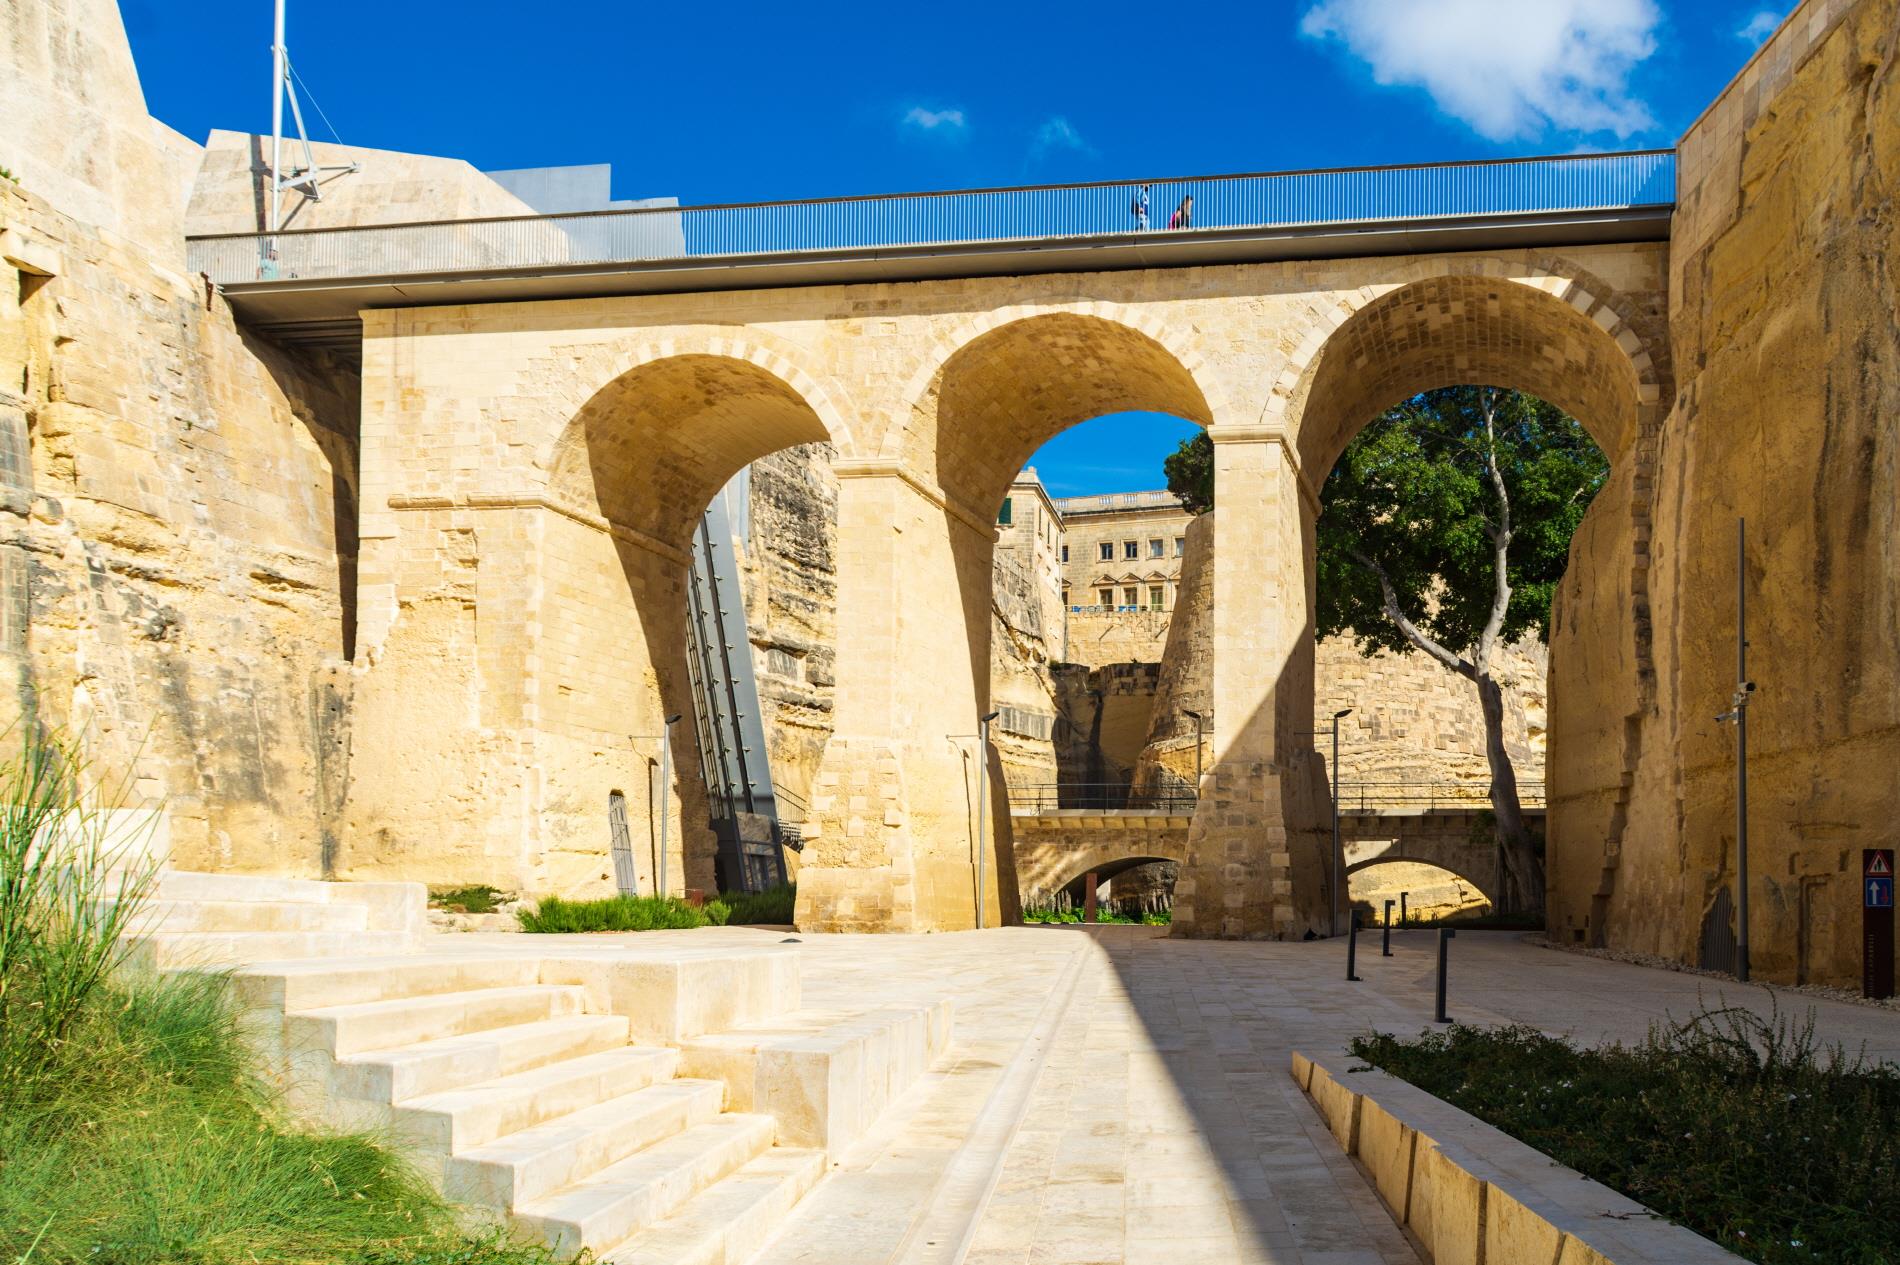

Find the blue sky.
xmin=123 ymin=0 xmax=1788 ymax=496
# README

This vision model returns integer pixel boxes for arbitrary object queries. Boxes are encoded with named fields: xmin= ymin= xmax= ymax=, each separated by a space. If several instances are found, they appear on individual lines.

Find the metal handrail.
xmin=1009 ymin=782 xmax=1199 ymax=814
xmin=186 ymin=150 xmax=1676 ymax=287
xmin=1335 ymin=781 xmax=1547 ymax=813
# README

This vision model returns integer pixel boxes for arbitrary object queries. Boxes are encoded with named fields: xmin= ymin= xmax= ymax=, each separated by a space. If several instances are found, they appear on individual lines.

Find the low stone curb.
xmin=1291 ymin=1050 xmax=1746 ymax=1265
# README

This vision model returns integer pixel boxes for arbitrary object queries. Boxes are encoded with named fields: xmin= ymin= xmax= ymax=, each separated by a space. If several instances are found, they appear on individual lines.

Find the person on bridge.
xmin=1131 ymin=185 xmax=1151 ymax=231
xmin=1169 ymin=194 xmax=1194 ymax=229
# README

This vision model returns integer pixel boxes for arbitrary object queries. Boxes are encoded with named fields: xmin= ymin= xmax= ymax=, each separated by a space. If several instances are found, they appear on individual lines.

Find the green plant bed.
xmin=517 ymin=885 xmax=798 ymax=933
xmin=1022 ymin=907 xmax=1170 ymax=926
xmin=1350 ymin=1009 xmax=1900 ymax=1265
xmin=516 ymin=892 xmax=729 ymax=933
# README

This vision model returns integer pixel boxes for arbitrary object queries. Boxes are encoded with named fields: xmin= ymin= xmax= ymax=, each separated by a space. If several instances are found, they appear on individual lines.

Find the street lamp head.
xmin=664 ymin=713 xmax=682 ymax=726
xmin=1183 ymin=709 xmax=1202 ymax=721
xmin=1334 ymin=708 xmax=1353 ymax=720
xmin=980 ymin=710 xmax=1000 ymax=723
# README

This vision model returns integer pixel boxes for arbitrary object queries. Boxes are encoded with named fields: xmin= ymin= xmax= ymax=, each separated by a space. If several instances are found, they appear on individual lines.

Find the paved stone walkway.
xmin=498 ymin=924 xmax=1900 ymax=1263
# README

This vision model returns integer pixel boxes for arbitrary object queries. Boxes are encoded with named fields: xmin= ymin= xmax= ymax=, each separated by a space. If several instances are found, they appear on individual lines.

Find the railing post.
xmin=1082 ymin=872 xmax=1098 ymax=924
xmin=1382 ymin=899 xmax=1394 ymax=956
xmin=1346 ymin=912 xmax=1362 ymax=981
xmin=1400 ymin=891 xmax=1409 ymax=926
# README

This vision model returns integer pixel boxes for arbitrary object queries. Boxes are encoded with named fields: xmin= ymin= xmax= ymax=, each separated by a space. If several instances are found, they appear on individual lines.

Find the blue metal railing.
xmin=186 ymin=150 xmax=1674 ymax=287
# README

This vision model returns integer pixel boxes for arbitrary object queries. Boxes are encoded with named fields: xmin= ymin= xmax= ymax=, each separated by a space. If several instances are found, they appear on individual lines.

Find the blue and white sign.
xmin=1867 ymin=877 xmax=1894 ymax=909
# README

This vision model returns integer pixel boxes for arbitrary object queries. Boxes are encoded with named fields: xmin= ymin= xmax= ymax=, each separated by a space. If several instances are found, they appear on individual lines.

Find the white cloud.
xmin=902 ymin=106 xmax=967 ymax=133
xmin=1299 ymin=0 xmax=1662 ymax=141
xmin=1031 ymin=116 xmax=1095 ymax=158
xmin=1735 ymin=9 xmax=1782 ymax=44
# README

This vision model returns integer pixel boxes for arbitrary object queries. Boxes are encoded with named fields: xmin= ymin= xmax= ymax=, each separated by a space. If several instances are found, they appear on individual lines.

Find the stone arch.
xmin=1015 ymin=831 xmax=1192 ymax=901
xmin=539 ymin=328 xmax=858 ymax=477
xmin=1346 ymin=854 xmax=1496 ymax=909
xmin=1275 ymin=257 xmax=1668 ymax=476
xmin=890 ymin=305 xmax=1220 ymax=518
xmin=547 ymin=349 xmax=836 ymax=558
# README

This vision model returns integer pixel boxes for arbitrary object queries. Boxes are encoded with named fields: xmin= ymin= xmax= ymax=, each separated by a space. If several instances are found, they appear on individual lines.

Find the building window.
xmin=1122 ymin=540 xmax=1138 ymax=560
xmin=1174 ymin=537 xmax=1185 ymax=557
xmin=1098 ymin=542 xmax=1114 ymax=562
xmin=1148 ymin=585 xmax=1165 ymax=610
xmin=1148 ymin=538 xmax=1164 ymax=558
xmin=1061 ymin=544 xmax=1069 ymax=562
xmin=998 ymin=498 xmax=1012 ymax=526
xmin=1098 ymin=588 xmax=1115 ymax=607
xmin=1122 ymin=586 xmax=1138 ymax=607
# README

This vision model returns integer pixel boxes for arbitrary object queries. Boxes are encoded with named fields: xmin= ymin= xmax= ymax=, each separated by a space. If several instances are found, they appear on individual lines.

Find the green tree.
xmin=1318 ymin=386 xmax=1605 ymax=911
xmin=1161 ymin=387 xmax=1607 ymax=912
xmin=1163 ymin=430 xmax=1214 ymax=514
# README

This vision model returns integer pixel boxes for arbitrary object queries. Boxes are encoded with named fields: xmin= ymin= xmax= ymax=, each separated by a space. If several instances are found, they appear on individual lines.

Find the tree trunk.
xmin=1474 ymin=671 xmax=1542 ymax=913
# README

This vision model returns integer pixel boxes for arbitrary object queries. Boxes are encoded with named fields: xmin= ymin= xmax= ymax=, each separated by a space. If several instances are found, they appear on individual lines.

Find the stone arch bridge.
xmin=194 ymin=151 xmax=1673 ymax=941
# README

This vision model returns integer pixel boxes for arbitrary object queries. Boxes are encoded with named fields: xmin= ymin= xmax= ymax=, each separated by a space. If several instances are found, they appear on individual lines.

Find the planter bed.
xmin=1292 ymin=1049 xmax=1744 ymax=1265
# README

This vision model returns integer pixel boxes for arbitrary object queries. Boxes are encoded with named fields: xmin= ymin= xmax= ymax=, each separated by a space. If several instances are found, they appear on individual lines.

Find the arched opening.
xmin=1289 ymin=271 xmax=1657 ymax=923
xmin=1024 ymin=853 xmax=1179 ymax=923
xmin=918 ymin=312 xmax=1214 ymax=926
xmin=543 ymin=353 xmax=833 ymax=898
xmin=1347 ymin=857 xmax=1492 ymax=926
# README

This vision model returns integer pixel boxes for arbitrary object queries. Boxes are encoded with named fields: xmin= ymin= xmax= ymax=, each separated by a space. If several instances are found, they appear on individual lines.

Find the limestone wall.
xmin=0 ymin=0 xmax=188 ymax=261
xmin=1063 ymin=609 xmax=1171 ymax=668
xmin=0 ymin=176 xmax=360 ymax=873
xmin=1548 ymin=0 xmax=1899 ymax=985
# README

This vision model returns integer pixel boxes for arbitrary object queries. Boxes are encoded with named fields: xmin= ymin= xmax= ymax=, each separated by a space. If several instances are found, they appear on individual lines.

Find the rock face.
xmin=0 ymin=173 xmax=361 ymax=874
xmin=1547 ymin=0 xmax=1900 ymax=984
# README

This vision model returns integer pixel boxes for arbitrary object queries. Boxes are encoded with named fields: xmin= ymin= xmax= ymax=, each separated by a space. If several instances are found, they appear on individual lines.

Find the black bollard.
xmin=1346 ymin=913 xmax=1362 ymax=981
xmin=1434 ymin=928 xmax=1456 ymax=1023
xmin=1382 ymin=899 xmax=1395 ymax=956
xmin=1400 ymin=892 xmax=1409 ymax=927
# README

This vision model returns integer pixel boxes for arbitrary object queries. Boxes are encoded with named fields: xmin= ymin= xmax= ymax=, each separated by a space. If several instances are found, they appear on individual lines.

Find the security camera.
xmin=1743 ymin=681 xmax=1757 ymax=692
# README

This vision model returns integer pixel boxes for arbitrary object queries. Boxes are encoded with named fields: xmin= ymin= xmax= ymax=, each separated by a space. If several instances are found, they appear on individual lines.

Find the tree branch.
xmin=1475 ymin=388 xmax=1513 ymax=667
xmin=1348 ymin=550 xmax=1473 ymax=678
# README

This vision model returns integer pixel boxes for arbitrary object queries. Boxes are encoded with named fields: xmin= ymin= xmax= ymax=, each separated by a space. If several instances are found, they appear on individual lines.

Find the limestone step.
xmin=147 ymin=871 xmax=354 ymax=903
xmin=290 ymin=984 xmax=588 ymax=1059
xmin=600 ymin=1148 xmax=827 ymax=1265
xmin=232 ymin=954 xmax=545 ymax=1012
xmin=333 ymin=1014 xmax=633 ymax=1105
xmin=118 ymin=898 xmax=370 ymax=935
xmin=513 ymin=1114 xmax=777 ymax=1257
xmin=130 ymin=929 xmax=416 ymax=970
xmin=443 ymin=1078 xmax=727 ymax=1210
xmin=394 ymin=1045 xmax=681 ymax=1152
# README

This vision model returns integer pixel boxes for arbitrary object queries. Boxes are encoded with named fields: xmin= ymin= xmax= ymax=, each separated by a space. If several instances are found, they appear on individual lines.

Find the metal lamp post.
xmin=1715 ymin=519 xmax=1753 ymax=982
xmin=976 ymin=711 xmax=999 ymax=929
xmin=1330 ymin=708 xmax=1353 ymax=937
xmin=658 ymin=713 xmax=681 ymax=897
xmin=1183 ymin=709 xmax=1206 ymax=787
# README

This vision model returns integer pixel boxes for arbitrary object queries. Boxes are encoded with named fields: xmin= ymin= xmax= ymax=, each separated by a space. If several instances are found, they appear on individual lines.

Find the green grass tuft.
xmin=0 ymin=731 xmax=568 ymax=1264
xmin=718 ymin=884 xmax=796 ymax=926
xmin=1351 ymin=1007 xmax=1900 ymax=1265
xmin=428 ymin=884 xmax=505 ymax=914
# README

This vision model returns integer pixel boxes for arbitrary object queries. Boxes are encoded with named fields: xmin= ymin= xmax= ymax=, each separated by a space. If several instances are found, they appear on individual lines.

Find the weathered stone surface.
xmin=1548 ymin=0 xmax=1900 ymax=983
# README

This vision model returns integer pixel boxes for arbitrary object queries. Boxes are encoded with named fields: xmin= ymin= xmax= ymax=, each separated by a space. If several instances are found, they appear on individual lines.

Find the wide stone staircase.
xmin=117 ymin=869 xmax=428 ymax=967
xmin=125 ymin=871 xmax=950 ymax=1264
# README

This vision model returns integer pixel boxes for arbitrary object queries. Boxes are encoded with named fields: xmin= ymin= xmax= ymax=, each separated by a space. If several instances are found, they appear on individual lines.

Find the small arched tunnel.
xmin=1290 ymin=273 xmax=1650 ymax=477
xmin=539 ymin=352 xmax=835 ymax=893
xmin=1013 ymin=827 xmax=1191 ymax=908
xmin=1346 ymin=832 xmax=1499 ymax=919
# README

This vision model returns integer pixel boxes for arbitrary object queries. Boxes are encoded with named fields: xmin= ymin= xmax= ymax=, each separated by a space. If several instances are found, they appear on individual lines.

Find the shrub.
xmin=428 ymin=884 xmax=505 ymax=914
xmin=1351 ymin=1006 xmax=1900 ymax=1265
xmin=516 ymin=892 xmax=724 ymax=934
xmin=719 ymin=884 xmax=796 ymax=926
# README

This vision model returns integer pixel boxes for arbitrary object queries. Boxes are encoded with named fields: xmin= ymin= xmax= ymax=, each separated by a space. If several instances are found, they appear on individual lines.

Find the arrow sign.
xmin=1869 ymin=877 xmax=1894 ymax=909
